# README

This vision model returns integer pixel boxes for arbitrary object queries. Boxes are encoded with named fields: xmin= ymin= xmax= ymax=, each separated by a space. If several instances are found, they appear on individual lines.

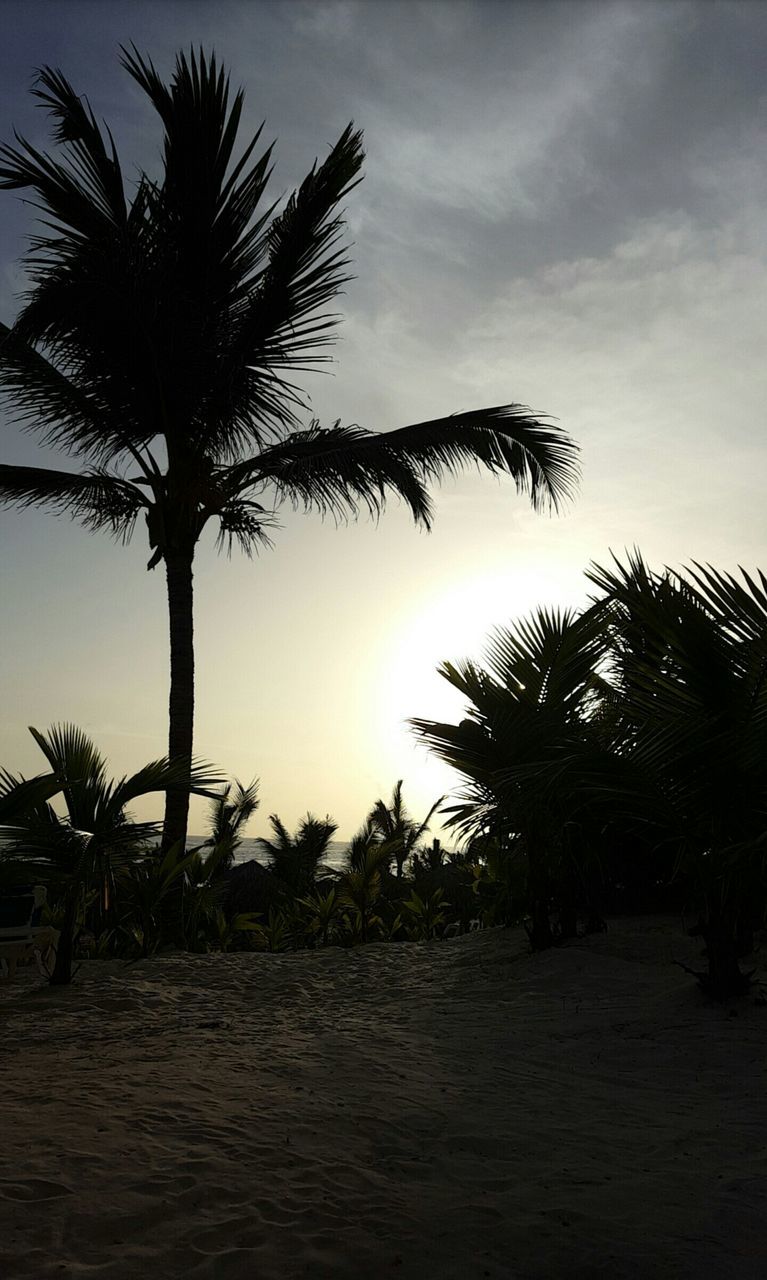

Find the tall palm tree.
xmin=0 ymin=49 xmax=579 ymax=853
xmin=0 ymin=723 xmax=218 ymax=982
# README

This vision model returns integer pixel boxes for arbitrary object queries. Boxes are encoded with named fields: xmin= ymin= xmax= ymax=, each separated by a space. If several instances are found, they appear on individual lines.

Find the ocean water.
xmin=189 ymin=837 xmax=350 ymax=872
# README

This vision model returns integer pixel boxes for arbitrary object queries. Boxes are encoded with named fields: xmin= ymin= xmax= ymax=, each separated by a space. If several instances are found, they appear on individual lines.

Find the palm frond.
xmin=257 ymin=813 xmax=293 ymax=857
xmin=233 ymin=121 xmax=364 ymax=376
xmin=0 ymin=64 xmax=127 ymax=247
xmin=0 ymin=462 xmax=146 ymax=537
xmin=225 ymin=406 xmax=577 ymax=530
xmin=0 ymin=771 xmax=63 ymax=822
xmin=410 ymin=713 xmax=498 ymax=787
xmin=213 ymin=498 xmax=277 ymax=556
xmin=345 ymin=819 xmax=379 ymax=871
xmin=0 ymin=322 xmax=151 ymax=466
xmin=410 ymin=795 xmax=444 ymax=845
xmin=27 ymin=723 xmax=110 ymax=832
xmin=207 ymin=778 xmax=259 ymax=846
xmin=121 ymin=47 xmax=301 ymax=454
xmin=110 ymin=757 xmax=224 ymax=814
xmin=485 ymin=601 xmax=609 ymax=711
xmin=0 ymin=817 xmax=91 ymax=882
xmin=685 ymin=561 xmax=767 ymax=647
xmin=382 ymin=405 xmax=579 ymax=513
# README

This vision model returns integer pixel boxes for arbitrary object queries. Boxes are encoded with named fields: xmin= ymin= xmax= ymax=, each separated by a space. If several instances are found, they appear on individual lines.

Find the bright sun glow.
xmin=370 ymin=565 xmax=585 ymax=824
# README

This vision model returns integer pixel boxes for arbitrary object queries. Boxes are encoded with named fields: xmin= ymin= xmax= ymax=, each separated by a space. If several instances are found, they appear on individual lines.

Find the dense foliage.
xmin=2 ymin=555 xmax=766 ymax=1001
xmin=413 ymin=553 xmax=767 ymax=998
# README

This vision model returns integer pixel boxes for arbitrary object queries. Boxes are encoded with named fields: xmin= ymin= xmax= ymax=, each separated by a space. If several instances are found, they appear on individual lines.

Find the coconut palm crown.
xmin=0 ymin=48 xmax=579 ymax=852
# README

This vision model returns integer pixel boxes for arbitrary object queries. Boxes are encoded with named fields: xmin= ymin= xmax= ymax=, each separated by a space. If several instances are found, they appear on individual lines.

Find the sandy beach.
xmin=1 ymin=917 xmax=766 ymax=1280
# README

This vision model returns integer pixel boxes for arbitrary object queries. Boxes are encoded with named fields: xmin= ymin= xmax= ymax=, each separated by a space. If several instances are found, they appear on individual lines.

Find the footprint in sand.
xmin=0 ymin=1178 xmax=72 ymax=1200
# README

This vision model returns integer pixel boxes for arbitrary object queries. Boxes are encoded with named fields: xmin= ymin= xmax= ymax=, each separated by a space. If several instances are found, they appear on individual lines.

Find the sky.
xmin=1 ymin=0 xmax=766 ymax=840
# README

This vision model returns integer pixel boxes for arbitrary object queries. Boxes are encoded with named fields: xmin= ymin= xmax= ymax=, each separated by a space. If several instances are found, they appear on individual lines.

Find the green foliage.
xmin=206 ymin=909 xmax=263 ymax=953
xmin=586 ymin=553 xmax=767 ymax=995
xmin=468 ymin=839 xmax=529 ymax=928
xmin=411 ymin=603 xmax=612 ymax=949
xmin=249 ymin=907 xmax=292 ymax=953
xmin=295 ymin=887 xmax=344 ymax=947
xmin=400 ymin=888 xmax=450 ymax=940
xmin=119 ymin=841 xmax=199 ymax=957
xmin=336 ymin=843 xmax=390 ymax=943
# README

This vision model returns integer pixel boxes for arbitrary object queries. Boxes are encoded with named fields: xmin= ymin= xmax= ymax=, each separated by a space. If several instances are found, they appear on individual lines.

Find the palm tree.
xmin=257 ymin=812 xmax=337 ymax=898
xmin=345 ymin=818 xmax=379 ymax=871
xmin=336 ymin=843 xmax=391 ymax=943
xmin=0 ymin=49 xmax=579 ymax=853
xmin=411 ymin=603 xmax=611 ymax=948
xmin=198 ymin=777 xmax=259 ymax=872
xmin=0 ymin=723 xmax=217 ymax=982
xmin=588 ymin=552 xmax=767 ymax=998
xmin=368 ymin=780 xmax=442 ymax=878
xmin=412 ymin=837 xmax=447 ymax=874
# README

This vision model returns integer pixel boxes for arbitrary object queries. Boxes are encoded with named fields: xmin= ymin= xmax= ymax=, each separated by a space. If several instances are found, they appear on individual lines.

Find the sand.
xmin=1 ymin=917 xmax=766 ymax=1280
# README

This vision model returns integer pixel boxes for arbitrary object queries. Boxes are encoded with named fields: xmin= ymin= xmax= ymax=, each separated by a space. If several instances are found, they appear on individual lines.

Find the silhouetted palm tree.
xmin=0 ymin=49 xmax=579 ymax=852
xmin=337 ymin=843 xmax=391 ymax=943
xmin=411 ymin=603 xmax=610 ymax=948
xmin=368 ymin=780 xmax=442 ymax=878
xmin=257 ymin=812 xmax=337 ymax=897
xmin=345 ymin=818 xmax=379 ymax=872
xmin=0 ymin=723 xmax=217 ymax=981
xmin=588 ymin=552 xmax=767 ymax=997
xmin=199 ymin=777 xmax=259 ymax=871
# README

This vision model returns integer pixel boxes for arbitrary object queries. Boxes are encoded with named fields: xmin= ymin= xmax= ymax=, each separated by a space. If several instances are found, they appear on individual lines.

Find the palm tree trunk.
xmin=162 ymin=550 xmax=195 ymax=853
xmin=526 ymin=842 xmax=554 ymax=951
xmin=518 ymin=822 xmax=554 ymax=951
xmin=701 ymin=912 xmax=752 ymax=1000
xmin=50 ymin=892 xmax=78 ymax=985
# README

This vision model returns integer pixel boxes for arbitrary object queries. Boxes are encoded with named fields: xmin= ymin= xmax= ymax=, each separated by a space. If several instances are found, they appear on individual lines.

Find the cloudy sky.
xmin=1 ymin=0 xmax=765 ymax=838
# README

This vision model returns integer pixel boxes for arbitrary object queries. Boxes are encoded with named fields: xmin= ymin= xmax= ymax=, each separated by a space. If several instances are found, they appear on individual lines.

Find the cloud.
xmin=443 ymin=202 xmax=767 ymax=563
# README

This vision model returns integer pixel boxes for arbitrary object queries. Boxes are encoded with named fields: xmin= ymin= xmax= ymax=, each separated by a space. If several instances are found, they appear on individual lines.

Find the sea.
xmin=188 ymin=837 xmax=350 ymax=872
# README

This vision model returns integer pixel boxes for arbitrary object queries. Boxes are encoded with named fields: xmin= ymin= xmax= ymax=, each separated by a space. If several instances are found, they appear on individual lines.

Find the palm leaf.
xmin=224 ymin=405 xmax=577 ymax=530
xmin=0 ymin=321 xmax=151 ymax=466
xmin=232 ymin=121 xmax=364 ymax=379
xmin=0 ymin=65 xmax=127 ymax=250
xmin=109 ymin=756 xmax=225 ymax=814
xmin=0 ymin=462 xmax=146 ymax=537
xmin=381 ymin=406 xmax=578 ymax=512
xmin=0 ymin=770 xmax=63 ymax=822
xmin=207 ymin=778 xmax=260 ymax=846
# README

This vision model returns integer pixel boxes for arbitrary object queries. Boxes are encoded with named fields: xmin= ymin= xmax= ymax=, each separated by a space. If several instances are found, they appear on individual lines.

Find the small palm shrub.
xmin=400 ymin=888 xmax=450 ymax=941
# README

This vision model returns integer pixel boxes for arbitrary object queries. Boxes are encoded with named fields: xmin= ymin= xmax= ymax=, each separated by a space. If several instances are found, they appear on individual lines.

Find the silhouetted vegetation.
xmin=2 ymin=554 xmax=765 ymax=1003
xmin=413 ymin=552 xmax=767 ymax=999
xmin=0 ymin=725 xmax=219 ymax=981
xmin=0 ymin=47 xmax=578 ymax=858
